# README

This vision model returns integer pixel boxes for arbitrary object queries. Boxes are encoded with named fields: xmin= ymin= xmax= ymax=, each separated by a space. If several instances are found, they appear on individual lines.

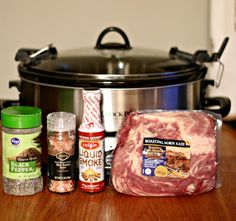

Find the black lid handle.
xmin=95 ymin=27 xmax=132 ymax=50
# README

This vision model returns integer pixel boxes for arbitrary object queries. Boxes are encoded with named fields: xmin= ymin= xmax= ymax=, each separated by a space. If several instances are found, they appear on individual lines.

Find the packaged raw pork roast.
xmin=111 ymin=110 xmax=222 ymax=196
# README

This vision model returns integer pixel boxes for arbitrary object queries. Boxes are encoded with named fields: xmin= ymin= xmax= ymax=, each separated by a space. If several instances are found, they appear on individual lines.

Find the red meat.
xmin=111 ymin=111 xmax=219 ymax=196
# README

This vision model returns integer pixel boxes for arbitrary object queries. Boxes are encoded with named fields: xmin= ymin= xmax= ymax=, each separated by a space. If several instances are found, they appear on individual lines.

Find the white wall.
xmin=209 ymin=0 xmax=236 ymax=117
xmin=0 ymin=1 xmax=209 ymax=98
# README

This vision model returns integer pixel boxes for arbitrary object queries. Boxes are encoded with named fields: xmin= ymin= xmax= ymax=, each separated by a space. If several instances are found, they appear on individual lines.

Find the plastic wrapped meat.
xmin=111 ymin=111 xmax=221 ymax=196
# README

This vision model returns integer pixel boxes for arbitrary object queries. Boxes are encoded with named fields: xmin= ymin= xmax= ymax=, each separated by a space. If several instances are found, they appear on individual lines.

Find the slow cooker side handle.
xmin=0 ymin=80 xmax=21 ymax=118
xmin=204 ymin=97 xmax=231 ymax=117
xmin=0 ymin=98 xmax=20 ymax=119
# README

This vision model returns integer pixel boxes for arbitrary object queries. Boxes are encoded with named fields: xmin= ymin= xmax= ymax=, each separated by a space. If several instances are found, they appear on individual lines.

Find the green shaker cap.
xmin=1 ymin=106 xmax=42 ymax=129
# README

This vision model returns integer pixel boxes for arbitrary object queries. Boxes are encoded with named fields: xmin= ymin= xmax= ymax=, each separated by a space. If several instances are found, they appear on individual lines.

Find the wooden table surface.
xmin=0 ymin=123 xmax=236 ymax=221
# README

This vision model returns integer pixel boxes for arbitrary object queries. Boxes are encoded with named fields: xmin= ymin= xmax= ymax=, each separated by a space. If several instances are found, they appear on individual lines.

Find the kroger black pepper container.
xmin=1 ymin=106 xmax=43 ymax=196
xmin=47 ymin=112 xmax=76 ymax=193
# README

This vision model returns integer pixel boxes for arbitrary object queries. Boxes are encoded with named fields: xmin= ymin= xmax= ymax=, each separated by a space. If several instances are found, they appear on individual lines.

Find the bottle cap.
xmin=1 ymin=106 xmax=42 ymax=129
xmin=47 ymin=112 xmax=76 ymax=132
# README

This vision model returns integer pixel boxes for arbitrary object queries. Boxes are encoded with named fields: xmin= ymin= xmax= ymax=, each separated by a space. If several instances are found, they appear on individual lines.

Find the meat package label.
xmin=142 ymin=138 xmax=191 ymax=178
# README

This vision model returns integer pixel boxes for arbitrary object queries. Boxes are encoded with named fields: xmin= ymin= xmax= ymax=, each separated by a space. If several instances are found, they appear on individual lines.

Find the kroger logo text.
xmin=11 ymin=137 xmax=20 ymax=146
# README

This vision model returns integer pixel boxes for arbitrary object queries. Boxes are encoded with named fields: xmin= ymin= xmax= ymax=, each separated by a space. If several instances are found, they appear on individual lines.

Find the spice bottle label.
xmin=2 ymin=131 xmax=42 ymax=179
xmin=47 ymin=131 xmax=76 ymax=193
xmin=48 ymin=154 xmax=76 ymax=180
xmin=79 ymin=132 xmax=105 ymax=192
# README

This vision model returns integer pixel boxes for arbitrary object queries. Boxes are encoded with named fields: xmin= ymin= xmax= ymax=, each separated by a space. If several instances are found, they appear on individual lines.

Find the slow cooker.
xmin=2 ymin=27 xmax=231 ymax=171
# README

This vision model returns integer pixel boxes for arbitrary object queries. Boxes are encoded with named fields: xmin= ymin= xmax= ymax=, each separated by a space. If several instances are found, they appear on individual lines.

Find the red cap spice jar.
xmin=78 ymin=89 xmax=105 ymax=193
xmin=47 ymin=112 xmax=76 ymax=193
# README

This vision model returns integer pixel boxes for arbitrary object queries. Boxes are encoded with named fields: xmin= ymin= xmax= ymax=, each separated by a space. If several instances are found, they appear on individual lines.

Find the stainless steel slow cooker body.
xmin=19 ymin=79 xmax=203 ymax=132
xmin=12 ymin=27 xmax=230 ymax=170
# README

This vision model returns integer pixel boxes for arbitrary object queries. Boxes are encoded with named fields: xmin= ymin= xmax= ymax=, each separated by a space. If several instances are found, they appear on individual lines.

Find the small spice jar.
xmin=1 ymin=106 xmax=43 ymax=196
xmin=47 ymin=112 xmax=76 ymax=193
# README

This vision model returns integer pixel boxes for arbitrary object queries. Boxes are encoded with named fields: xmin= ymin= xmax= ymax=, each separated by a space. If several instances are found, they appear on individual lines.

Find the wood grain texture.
xmin=0 ymin=124 xmax=236 ymax=221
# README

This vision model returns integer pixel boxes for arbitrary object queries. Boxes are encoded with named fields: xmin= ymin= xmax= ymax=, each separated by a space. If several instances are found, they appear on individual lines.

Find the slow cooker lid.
xmin=31 ymin=47 xmax=202 ymax=75
xmin=17 ymin=27 xmax=209 ymax=87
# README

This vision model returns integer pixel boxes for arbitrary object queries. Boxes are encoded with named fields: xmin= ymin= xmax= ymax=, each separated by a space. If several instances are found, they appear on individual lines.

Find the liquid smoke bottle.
xmin=78 ymin=89 xmax=105 ymax=193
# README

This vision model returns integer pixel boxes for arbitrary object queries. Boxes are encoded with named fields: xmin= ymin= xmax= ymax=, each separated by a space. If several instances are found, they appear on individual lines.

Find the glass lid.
xmin=17 ymin=27 xmax=208 ymax=88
